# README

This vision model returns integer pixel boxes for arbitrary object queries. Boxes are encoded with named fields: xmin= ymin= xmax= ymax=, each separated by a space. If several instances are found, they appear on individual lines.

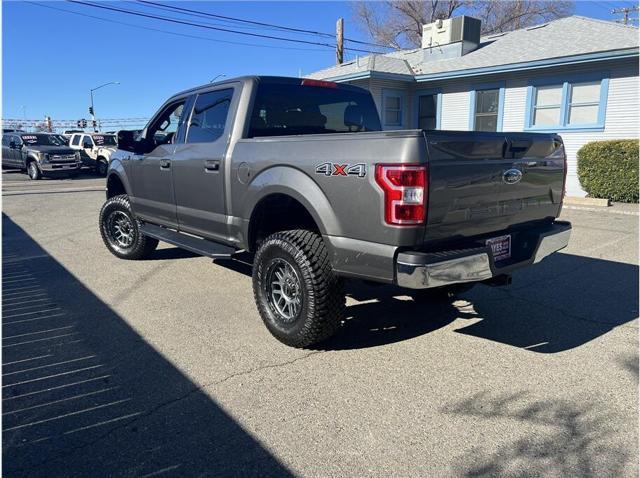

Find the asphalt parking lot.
xmin=2 ymin=170 xmax=638 ymax=477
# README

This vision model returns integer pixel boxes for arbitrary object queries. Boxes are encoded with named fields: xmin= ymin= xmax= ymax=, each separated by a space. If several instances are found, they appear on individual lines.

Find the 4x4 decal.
xmin=315 ymin=162 xmax=366 ymax=178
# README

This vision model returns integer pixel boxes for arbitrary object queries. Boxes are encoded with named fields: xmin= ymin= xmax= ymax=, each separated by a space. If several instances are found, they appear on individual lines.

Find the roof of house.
xmin=307 ymin=16 xmax=639 ymax=81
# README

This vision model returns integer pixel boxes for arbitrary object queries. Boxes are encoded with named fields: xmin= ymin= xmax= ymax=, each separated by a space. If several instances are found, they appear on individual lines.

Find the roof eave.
xmin=318 ymin=70 xmax=416 ymax=83
xmin=414 ymin=47 xmax=639 ymax=82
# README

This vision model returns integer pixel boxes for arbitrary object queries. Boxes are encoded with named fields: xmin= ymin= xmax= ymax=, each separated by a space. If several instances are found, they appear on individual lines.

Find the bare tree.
xmin=351 ymin=1 xmax=574 ymax=50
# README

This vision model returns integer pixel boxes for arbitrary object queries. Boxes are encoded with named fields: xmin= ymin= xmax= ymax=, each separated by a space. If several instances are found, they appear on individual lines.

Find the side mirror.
xmin=9 ymin=141 xmax=16 ymax=149
xmin=117 ymin=130 xmax=149 ymax=154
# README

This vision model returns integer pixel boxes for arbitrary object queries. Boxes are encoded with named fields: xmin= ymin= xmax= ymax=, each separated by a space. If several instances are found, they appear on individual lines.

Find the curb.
xmin=562 ymin=205 xmax=639 ymax=216
xmin=564 ymin=196 xmax=610 ymax=207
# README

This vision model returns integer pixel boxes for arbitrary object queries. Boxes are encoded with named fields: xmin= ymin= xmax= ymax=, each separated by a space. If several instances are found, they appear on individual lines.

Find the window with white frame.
xmin=568 ymin=81 xmax=601 ymax=125
xmin=383 ymin=92 xmax=403 ymax=126
xmin=474 ymin=89 xmax=500 ymax=132
xmin=532 ymin=85 xmax=563 ymax=127
xmin=527 ymin=76 xmax=607 ymax=130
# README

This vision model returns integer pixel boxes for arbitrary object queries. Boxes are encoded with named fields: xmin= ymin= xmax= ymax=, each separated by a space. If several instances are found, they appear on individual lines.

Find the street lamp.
xmin=210 ymin=74 xmax=226 ymax=83
xmin=90 ymin=81 xmax=120 ymax=132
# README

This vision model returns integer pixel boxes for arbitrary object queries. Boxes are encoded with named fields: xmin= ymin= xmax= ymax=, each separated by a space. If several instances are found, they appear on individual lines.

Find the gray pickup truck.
xmin=2 ymin=132 xmax=82 ymax=179
xmin=100 ymin=76 xmax=571 ymax=347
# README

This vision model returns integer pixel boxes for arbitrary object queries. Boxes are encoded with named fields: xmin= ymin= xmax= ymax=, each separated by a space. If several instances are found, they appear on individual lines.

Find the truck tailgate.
xmin=424 ymin=131 xmax=565 ymax=244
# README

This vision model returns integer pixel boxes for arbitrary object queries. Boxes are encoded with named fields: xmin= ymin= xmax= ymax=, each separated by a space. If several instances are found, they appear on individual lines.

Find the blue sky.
xmin=3 ymin=0 xmax=637 ymax=127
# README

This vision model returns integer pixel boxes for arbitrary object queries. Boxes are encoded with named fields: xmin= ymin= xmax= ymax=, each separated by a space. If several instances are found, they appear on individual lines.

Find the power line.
xmin=68 ymin=0 xmax=384 ymax=54
xmin=26 ymin=1 xmax=328 ymax=52
xmin=136 ymin=0 xmax=392 ymax=50
xmin=122 ymin=1 xmax=305 ymax=35
xmin=136 ymin=0 xmax=335 ymax=37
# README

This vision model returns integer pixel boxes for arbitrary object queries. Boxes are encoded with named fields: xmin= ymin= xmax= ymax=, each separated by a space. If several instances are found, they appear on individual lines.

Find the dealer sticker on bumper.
xmin=486 ymin=234 xmax=511 ymax=261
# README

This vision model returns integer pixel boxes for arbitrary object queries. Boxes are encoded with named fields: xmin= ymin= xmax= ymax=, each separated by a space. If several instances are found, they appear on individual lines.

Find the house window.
xmin=474 ymin=89 xmax=500 ymax=131
xmin=568 ymin=81 xmax=601 ymax=125
xmin=469 ymin=83 xmax=505 ymax=132
xmin=418 ymin=94 xmax=438 ymax=129
xmin=382 ymin=89 xmax=404 ymax=127
xmin=532 ymin=85 xmax=563 ymax=126
xmin=525 ymin=75 xmax=609 ymax=131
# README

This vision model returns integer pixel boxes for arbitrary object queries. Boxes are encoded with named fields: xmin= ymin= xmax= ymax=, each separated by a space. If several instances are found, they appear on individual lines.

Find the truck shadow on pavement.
xmin=214 ymin=251 xmax=638 ymax=353
xmin=2 ymin=214 xmax=293 ymax=478
xmin=444 ymin=391 xmax=631 ymax=477
xmin=450 ymin=252 xmax=638 ymax=353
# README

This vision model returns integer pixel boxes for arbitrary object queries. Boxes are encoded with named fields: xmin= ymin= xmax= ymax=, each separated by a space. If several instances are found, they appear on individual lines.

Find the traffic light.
xmin=92 ymin=120 xmax=97 ymax=128
xmin=81 ymin=119 xmax=87 ymax=128
xmin=89 ymin=106 xmax=94 ymax=115
xmin=77 ymin=120 xmax=82 ymax=128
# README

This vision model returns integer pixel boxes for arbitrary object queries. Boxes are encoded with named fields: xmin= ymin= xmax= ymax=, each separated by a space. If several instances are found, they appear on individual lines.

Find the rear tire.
xmin=252 ymin=229 xmax=345 ymax=348
xmin=99 ymin=194 xmax=158 ymax=260
xmin=27 ymin=161 xmax=41 ymax=180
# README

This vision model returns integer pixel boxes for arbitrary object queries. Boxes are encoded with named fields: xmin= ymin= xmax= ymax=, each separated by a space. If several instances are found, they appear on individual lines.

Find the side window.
xmin=186 ymin=89 xmax=233 ymax=143
xmin=147 ymin=101 xmax=186 ymax=147
xmin=71 ymin=135 xmax=81 ymax=146
xmin=82 ymin=135 xmax=93 ymax=148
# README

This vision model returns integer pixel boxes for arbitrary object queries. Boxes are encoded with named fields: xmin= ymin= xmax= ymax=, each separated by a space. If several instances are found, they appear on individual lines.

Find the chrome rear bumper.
xmin=396 ymin=221 xmax=571 ymax=289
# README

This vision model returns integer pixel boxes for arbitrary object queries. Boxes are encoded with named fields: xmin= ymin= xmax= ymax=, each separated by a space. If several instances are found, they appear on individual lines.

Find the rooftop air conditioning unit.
xmin=422 ymin=16 xmax=481 ymax=49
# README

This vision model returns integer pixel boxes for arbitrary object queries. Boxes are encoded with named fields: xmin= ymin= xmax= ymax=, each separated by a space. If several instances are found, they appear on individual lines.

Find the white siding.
xmin=439 ymin=84 xmax=472 ymax=130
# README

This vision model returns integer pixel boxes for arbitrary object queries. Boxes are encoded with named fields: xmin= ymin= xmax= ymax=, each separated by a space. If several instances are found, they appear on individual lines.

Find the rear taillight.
xmin=375 ymin=164 xmax=427 ymax=225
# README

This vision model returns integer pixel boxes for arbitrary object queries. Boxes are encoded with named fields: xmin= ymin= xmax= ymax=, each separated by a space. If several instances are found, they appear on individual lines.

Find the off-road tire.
xmin=96 ymin=158 xmax=108 ymax=177
xmin=99 ymin=194 xmax=158 ymax=260
xmin=252 ymin=229 xmax=345 ymax=348
xmin=27 ymin=161 xmax=41 ymax=180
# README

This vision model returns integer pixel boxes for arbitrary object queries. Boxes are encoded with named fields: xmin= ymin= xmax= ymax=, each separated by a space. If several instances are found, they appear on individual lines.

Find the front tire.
xmin=96 ymin=159 xmax=108 ymax=177
xmin=99 ymin=195 xmax=158 ymax=260
xmin=252 ymin=230 xmax=345 ymax=348
xmin=27 ymin=161 xmax=41 ymax=180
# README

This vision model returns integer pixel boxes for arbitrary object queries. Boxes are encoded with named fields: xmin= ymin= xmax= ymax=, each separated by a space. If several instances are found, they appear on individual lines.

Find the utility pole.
xmin=336 ymin=17 xmax=344 ymax=65
xmin=611 ymin=6 xmax=639 ymax=25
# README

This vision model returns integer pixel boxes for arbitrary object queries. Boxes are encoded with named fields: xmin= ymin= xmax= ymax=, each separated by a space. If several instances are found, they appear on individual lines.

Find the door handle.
xmin=204 ymin=159 xmax=220 ymax=172
xmin=160 ymin=159 xmax=171 ymax=169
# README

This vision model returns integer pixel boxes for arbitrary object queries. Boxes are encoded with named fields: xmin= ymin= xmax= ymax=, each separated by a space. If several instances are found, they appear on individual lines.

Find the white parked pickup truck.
xmin=69 ymin=132 xmax=117 ymax=176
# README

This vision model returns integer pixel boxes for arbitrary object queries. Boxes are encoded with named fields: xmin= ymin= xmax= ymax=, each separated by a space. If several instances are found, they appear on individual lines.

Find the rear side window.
xmin=186 ymin=89 xmax=233 ymax=143
xmin=248 ymin=82 xmax=381 ymax=138
xmin=71 ymin=135 xmax=81 ymax=146
xmin=2 ymin=135 xmax=9 ymax=147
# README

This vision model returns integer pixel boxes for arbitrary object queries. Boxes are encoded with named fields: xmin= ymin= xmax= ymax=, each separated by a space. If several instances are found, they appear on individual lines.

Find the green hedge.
xmin=577 ymin=139 xmax=639 ymax=203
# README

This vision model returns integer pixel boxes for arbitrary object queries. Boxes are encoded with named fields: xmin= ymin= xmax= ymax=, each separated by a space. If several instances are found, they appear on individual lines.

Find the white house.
xmin=308 ymin=16 xmax=639 ymax=197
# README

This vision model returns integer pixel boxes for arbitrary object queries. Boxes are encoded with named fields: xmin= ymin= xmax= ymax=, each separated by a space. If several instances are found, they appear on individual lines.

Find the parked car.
xmin=69 ymin=132 xmax=117 ymax=176
xmin=99 ymin=76 xmax=571 ymax=347
xmin=2 ymin=132 xmax=82 ymax=179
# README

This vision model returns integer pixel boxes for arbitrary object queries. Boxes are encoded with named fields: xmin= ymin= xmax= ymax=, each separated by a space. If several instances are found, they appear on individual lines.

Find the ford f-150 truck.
xmin=100 ymin=76 xmax=571 ymax=347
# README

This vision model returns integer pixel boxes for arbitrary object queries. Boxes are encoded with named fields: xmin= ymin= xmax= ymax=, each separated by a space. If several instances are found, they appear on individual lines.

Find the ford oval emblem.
xmin=503 ymin=168 xmax=523 ymax=185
